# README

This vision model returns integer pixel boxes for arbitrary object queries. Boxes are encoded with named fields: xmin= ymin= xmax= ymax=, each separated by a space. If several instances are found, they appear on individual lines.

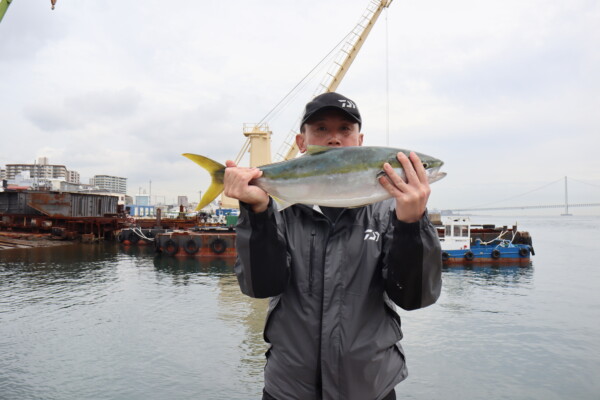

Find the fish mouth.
xmin=427 ymin=167 xmax=447 ymax=184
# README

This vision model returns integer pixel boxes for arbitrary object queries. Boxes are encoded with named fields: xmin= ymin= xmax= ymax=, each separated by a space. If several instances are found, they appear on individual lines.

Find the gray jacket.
xmin=235 ymin=199 xmax=442 ymax=400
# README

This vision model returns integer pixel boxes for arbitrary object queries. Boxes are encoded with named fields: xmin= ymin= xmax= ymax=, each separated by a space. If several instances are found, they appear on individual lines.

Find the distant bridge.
xmin=444 ymin=177 xmax=600 ymax=214
xmin=447 ymin=203 xmax=600 ymax=213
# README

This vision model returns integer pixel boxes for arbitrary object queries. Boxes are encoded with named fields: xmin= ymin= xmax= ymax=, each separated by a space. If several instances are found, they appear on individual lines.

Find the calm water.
xmin=1 ymin=215 xmax=599 ymax=400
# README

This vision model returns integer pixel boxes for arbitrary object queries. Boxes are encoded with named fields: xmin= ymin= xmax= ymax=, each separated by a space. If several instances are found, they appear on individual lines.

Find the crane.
xmin=277 ymin=0 xmax=393 ymax=161
xmin=0 ymin=0 xmax=13 ymax=22
xmin=219 ymin=0 xmax=393 ymax=209
xmin=233 ymin=0 xmax=393 ymax=168
xmin=0 ymin=0 xmax=57 ymax=24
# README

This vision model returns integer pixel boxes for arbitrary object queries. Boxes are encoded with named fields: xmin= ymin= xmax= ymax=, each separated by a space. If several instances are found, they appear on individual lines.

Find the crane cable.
xmin=258 ymin=27 xmax=360 ymax=126
xmin=385 ymin=7 xmax=390 ymax=146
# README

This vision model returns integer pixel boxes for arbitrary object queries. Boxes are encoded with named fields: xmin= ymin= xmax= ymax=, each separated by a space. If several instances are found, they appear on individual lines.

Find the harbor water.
xmin=1 ymin=215 xmax=599 ymax=400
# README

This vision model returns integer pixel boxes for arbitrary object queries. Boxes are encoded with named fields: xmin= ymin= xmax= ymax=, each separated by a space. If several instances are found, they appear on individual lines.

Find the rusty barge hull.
xmin=0 ymin=190 xmax=126 ymax=239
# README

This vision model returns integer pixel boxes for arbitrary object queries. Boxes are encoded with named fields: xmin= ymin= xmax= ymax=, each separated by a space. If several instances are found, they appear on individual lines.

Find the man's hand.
xmin=378 ymin=152 xmax=431 ymax=223
xmin=223 ymin=160 xmax=270 ymax=213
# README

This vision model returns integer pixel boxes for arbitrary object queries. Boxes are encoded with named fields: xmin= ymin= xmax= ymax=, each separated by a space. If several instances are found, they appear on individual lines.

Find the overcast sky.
xmin=1 ymin=0 xmax=599 ymax=214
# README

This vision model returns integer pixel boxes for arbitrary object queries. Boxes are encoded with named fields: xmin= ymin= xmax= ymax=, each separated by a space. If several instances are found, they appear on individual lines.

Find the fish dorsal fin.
xmin=306 ymin=145 xmax=334 ymax=155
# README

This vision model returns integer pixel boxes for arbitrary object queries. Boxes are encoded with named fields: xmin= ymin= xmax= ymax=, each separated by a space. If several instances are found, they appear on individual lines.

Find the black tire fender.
xmin=209 ymin=238 xmax=227 ymax=254
xmin=464 ymin=251 xmax=474 ymax=261
xmin=129 ymin=233 xmax=139 ymax=244
xmin=491 ymin=249 xmax=501 ymax=259
xmin=183 ymin=239 xmax=200 ymax=255
xmin=163 ymin=239 xmax=179 ymax=256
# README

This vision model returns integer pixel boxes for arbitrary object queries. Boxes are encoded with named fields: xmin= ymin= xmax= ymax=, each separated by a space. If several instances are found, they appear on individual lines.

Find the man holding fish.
xmin=214 ymin=92 xmax=442 ymax=399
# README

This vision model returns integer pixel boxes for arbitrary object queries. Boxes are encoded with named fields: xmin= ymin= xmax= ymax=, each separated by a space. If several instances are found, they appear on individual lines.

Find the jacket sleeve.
xmin=383 ymin=211 xmax=442 ymax=310
xmin=234 ymin=199 xmax=290 ymax=298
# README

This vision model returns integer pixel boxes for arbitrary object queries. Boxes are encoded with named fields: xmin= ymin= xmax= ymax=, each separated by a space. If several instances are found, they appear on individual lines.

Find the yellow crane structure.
xmin=220 ymin=0 xmax=393 ymax=208
xmin=277 ymin=0 xmax=393 ymax=162
xmin=237 ymin=0 xmax=393 ymax=166
xmin=0 ymin=0 xmax=56 ymax=23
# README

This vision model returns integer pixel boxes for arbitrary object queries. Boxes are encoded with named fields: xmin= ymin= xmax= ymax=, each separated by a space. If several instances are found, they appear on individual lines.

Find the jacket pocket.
xmin=384 ymin=295 xmax=404 ymax=341
xmin=263 ymin=295 xmax=281 ymax=344
xmin=344 ymin=223 xmax=381 ymax=295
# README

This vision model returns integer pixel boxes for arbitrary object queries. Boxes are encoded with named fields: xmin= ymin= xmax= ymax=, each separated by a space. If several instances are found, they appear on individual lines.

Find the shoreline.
xmin=0 ymin=232 xmax=72 ymax=251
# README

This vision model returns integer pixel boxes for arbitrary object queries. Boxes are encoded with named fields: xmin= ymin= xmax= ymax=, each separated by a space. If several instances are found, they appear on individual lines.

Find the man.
xmin=225 ymin=92 xmax=442 ymax=400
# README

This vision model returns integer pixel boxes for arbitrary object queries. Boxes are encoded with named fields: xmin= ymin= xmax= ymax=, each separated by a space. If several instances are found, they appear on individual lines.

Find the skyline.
xmin=1 ymin=0 xmax=599 ymax=214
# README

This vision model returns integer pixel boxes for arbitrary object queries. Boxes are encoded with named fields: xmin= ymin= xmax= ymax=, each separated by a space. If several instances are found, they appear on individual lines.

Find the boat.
xmin=437 ymin=217 xmax=534 ymax=265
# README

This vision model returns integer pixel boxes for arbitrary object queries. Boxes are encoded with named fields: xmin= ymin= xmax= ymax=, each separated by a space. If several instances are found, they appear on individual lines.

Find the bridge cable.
xmin=567 ymin=177 xmax=600 ymax=190
xmin=463 ymin=177 xmax=564 ymax=209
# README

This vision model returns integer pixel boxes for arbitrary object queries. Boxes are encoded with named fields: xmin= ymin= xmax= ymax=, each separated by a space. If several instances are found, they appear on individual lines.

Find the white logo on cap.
xmin=338 ymin=99 xmax=356 ymax=109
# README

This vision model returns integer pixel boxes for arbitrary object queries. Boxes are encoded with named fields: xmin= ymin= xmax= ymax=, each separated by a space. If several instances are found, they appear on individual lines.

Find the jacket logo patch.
xmin=364 ymin=229 xmax=380 ymax=241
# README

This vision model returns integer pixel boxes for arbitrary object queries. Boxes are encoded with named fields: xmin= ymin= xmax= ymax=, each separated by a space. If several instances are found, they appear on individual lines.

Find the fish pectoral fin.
xmin=271 ymin=196 xmax=293 ymax=212
xmin=306 ymin=145 xmax=334 ymax=155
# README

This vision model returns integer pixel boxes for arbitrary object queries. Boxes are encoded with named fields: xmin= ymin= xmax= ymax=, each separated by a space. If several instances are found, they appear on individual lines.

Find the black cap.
xmin=300 ymin=92 xmax=361 ymax=130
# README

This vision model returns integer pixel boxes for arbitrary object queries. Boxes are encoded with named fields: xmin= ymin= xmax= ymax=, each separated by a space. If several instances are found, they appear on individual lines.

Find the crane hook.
xmin=51 ymin=0 xmax=57 ymax=10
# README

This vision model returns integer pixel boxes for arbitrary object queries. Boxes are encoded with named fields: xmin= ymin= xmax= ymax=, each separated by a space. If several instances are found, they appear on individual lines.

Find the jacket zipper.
xmin=308 ymin=228 xmax=316 ymax=294
xmin=318 ymin=222 xmax=332 ymax=399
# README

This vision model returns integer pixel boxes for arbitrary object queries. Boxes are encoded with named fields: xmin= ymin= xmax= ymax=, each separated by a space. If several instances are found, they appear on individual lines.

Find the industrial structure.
xmin=220 ymin=0 xmax=393 ymax=208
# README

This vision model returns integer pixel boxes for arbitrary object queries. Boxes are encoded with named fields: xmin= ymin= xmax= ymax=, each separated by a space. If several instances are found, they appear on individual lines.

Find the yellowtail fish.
xmin=183 ymin=146 xmax=446 ymax=211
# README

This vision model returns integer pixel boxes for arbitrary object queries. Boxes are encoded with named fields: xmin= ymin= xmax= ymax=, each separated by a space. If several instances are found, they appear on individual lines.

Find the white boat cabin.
xmin=439 ymin=217 xmax=471 ymax=251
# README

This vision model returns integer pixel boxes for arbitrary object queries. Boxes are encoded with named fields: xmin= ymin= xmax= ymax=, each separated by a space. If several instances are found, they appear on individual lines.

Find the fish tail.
xmin=182 ymin=153 xmax=226 ymax=211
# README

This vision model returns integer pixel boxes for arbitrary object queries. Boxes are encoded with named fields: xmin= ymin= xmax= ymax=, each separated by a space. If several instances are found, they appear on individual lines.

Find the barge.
xmin=119 ymin=227 xmax=236 ymax=258
xmin=437 ymin=217 xmax=534 ymax=265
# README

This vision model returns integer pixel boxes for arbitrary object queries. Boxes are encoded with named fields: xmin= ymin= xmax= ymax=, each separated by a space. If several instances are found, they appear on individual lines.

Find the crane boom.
xmin=0 ymin=0 xmax=13 ymax=23
xmin=322 ymin=0 xmax=393 ymax=93
xmin=224 ymin=0 xmax=393 ymax=208
xmin=277 ymin=0 xmax=393 ymax=161
xmin=1 ymin=1 xmax=57 ymax=24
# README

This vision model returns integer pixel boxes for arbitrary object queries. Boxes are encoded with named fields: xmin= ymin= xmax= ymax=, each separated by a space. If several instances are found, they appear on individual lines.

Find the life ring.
xmin=129 ymin=233 xmax=139 ymax=244
xmin=209 ymin=238 xmax=227 ymax=254
xmin=442 ymin=252 xmax=449 ymax=261
xmin=163 ymin=239 xmax=179 ymax=256
xmin=183 ymin=239 xmax=200 ymax=255
xmin=464 ymin=251 xmax=474 ymax=261
xmin=519 ymin=247 xmax=529 ymax=257
xmin=491 ymin=249 xmax=501 ymax=259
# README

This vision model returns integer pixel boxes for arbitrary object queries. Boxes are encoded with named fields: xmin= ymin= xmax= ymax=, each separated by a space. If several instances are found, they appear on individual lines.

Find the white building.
xmin=90 ymin=175 xmax=127 ymax=194
xmin=5 ymin=157 xmax=80 ymax=183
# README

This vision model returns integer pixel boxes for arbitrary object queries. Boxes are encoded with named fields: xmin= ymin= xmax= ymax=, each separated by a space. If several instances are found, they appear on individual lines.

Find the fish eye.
xmin=422 ymin=162 xmax=429 ymax=169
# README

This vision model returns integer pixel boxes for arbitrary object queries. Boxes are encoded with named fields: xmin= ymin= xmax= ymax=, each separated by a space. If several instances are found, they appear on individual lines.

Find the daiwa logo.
xmin=364 ymin=229 xmax=380 ymax=241
xmin=338 ymin=99 xmax=356 ymax=109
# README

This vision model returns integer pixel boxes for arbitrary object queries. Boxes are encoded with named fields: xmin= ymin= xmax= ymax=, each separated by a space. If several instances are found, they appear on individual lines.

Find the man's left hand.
xmin=378 ymin=151 xmax=431 ymax=223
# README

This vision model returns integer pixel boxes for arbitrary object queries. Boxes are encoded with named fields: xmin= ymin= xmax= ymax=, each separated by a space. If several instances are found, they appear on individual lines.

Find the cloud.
xmin=1 ymin=0 xmax=598 ymax=214
xmin=64 ymin=88 xmax=141 ymax=119
xmin=23 ymin=103 xmax=81 ymax=131
xmin=23 ymin=88 xmax=141 ymax=131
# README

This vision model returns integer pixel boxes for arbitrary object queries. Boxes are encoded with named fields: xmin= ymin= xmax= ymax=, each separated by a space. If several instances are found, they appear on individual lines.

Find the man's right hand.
xmin=223 ymin=160 xmax=270 ymax=213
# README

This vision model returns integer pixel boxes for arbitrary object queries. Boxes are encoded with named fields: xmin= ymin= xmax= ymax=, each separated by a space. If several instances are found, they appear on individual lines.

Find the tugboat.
xmin=438 ymin=217 xmax=534 ymax=265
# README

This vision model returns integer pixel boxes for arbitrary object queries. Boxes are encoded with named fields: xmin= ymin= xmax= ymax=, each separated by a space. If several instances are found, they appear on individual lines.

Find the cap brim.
xmin=301 ymin=106 xmax=361 ymax=126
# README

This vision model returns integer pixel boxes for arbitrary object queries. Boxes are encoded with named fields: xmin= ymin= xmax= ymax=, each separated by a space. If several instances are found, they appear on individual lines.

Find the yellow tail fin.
xmin=182 ymin=153 xmax=226 ymax=211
